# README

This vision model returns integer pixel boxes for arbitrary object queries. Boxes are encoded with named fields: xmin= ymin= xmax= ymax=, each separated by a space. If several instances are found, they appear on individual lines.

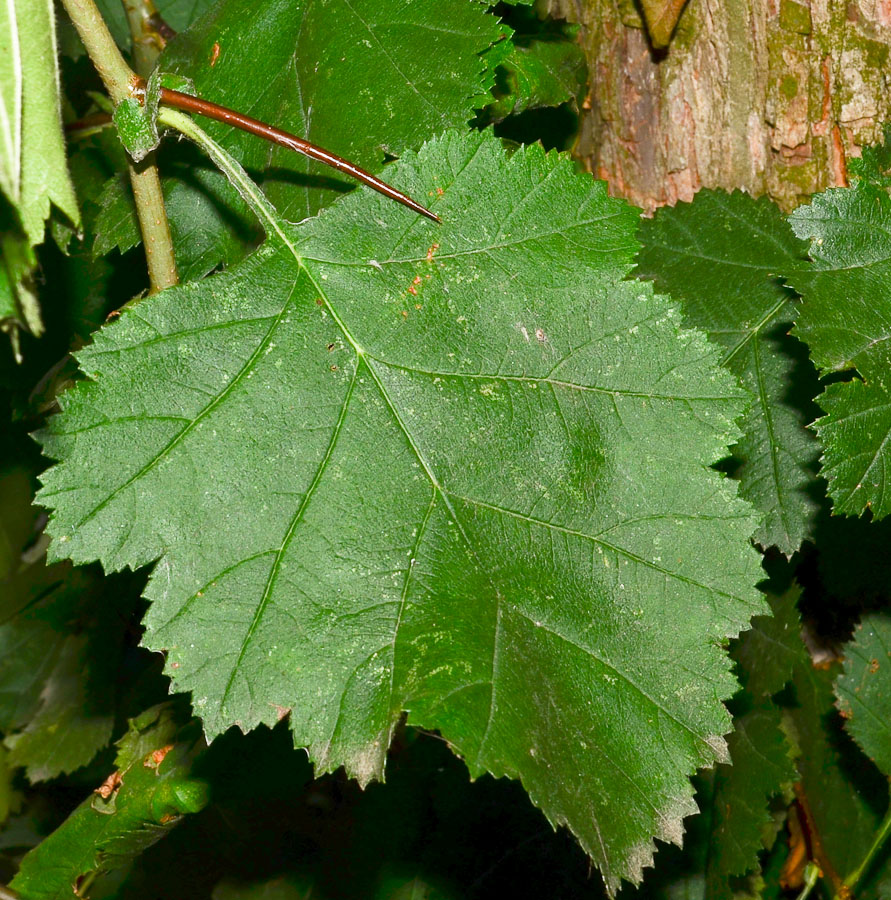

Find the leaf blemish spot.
xmin=210 ymin=41 xmax=221 ymax=66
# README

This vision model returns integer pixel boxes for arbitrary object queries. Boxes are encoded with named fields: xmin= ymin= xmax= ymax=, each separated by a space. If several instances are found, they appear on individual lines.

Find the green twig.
xmin=59 ymin=0 xmax=178 ymax=294
xmin=839 ymin=806 xmax=891 ymax=899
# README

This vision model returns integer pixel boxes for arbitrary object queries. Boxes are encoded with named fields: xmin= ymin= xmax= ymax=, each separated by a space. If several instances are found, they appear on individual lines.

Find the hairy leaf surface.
xmin=637 ymin=191 xmax=819 ymax=556
xmin=836 ymin=614 xmax=891 ymax=777
xmin=0 ymin=0 xmax=78 ymax=243
xmin=789 ymin=183 xmax=891 ymax=518
xmin=0 ymin=0 xmax=79 ymax=352
xmin=37 ymin=130 xmax=763 ymax=890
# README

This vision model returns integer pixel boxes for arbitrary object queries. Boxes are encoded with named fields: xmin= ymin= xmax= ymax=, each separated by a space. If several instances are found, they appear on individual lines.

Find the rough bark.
xmin=546 ymin=0 xmax=891 ymax=211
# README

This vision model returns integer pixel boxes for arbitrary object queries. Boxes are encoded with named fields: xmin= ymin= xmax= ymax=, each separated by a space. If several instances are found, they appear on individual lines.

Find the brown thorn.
xmin=156 ymin=84 xmax=441 ymax=223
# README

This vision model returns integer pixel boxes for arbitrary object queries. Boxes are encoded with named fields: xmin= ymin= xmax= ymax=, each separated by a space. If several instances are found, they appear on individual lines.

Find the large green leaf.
xmin=36 ymin=129 xmax=763 ymax=890
xmin=636 ymin=191 xmax=819 ymax=556
xmin=159 ymin=0 xmax=501 ymax=208
xmin=836 ymin=614 xmax=891 ymax=777
xmin=789 ymin=182 xmax=891 ymax=518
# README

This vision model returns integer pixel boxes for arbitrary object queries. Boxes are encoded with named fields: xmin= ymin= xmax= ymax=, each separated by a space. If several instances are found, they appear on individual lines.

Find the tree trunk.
xmin=546 ymin=0 xmax=891 ymax=211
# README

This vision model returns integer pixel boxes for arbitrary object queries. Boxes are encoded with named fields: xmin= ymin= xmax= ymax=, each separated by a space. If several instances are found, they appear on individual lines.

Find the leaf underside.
xmin=636 ymin=190 xmax=819 ymax=557
xmin=789 ymin=183 xmax=891 ymax=518
xmin=37 ymin=130 xmax=763 ymax=892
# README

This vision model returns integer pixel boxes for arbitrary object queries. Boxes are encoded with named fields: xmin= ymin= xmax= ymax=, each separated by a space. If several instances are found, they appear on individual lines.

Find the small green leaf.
xmin=111 ymin=69 xmax=177 ymax=163
xmin=487 ymin=33 xmax=586 ymax=120
xmin=708 ymin=706 xmax=795 ymax=879
xmin=836 ymin=614 xmax=891 ymax=777
xmin=733 ymin=586 xmax=802 ymax=701
xmin=637 ymin=191 xmax=819 ymax=555
xmin=0 ymin=0 xmax=79 ymax=352
xmin=786 ymin=653 xmax=886 ymax=879
xmin=789 ymin=182 xmax=891 ymax=518
xmin=37 ymin=128 xmax=764 ymax=891
xmin=0 ymin=469 xmax=141 ymax=782
xmin=9 ymin=704 xmax=208 ymax=900
xmin=113 ymin=97 xmax=159 ymax=162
